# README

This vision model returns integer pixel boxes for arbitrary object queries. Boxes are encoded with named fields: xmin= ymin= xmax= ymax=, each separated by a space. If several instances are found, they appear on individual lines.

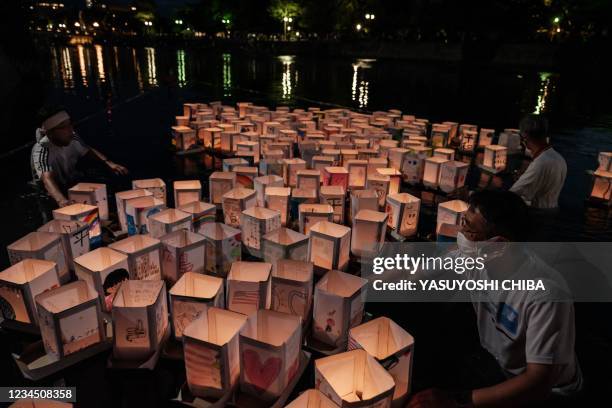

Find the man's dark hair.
xmin=469 ymin=190 xmax=530 ymax=241
xmin=519 ymin=114 xmax=548 ymax=142
xmin=37 ymin=105 xmax=68 ymax=125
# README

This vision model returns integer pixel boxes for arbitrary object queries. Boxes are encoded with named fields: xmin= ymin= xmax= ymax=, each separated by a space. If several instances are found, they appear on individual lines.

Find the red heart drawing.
xmin=243 ymin=349 xmax=282 ymax=393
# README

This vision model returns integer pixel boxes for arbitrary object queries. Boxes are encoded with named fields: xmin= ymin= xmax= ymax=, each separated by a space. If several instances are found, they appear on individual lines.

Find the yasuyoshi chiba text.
xmin=372 ymin=279 xmax=546 ymax=291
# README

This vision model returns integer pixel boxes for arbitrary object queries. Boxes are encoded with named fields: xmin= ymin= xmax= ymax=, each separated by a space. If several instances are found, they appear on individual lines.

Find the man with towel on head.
xmin=31 ymin=106 xmax=128 ymax=207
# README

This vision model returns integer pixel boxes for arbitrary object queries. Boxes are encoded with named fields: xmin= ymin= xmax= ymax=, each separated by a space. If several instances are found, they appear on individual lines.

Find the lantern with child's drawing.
xmin=284 ymin=158 xmax=307 ymax=187
xmin=423 ymin=157 xmax=448 ymax=189
xmin=74 ymin=247 xmax=129 ymax=312
xmin=174 ymin=180 xmax=202 ymax=207
xmin=7 ymin=231 xmax=68 ymax=284
xmin=315 ymin=349 xmax=395 ymax=408
xmin=199 ymin=127 xmax=222 ymax=150
xmin=112 ymin=280 xmax=168 ymax=360
xmin=478 ymin=128 xmax=495 ymax=148
xmin=0 ymin=259 xmax=60 ymax=327
xmin=439 ymin=161 xmax=469 ymax=193
xmin=124 ymin=196 xmax=164 ymax=236
xmin=255 ymin=175 xmax=284 ymax=207
xmin=239 ymin=309 xmax=302 ymax=400
xmin=482 ymin=145 xmax=507 ymax=173
xmin=590 ymin=169 xmax=612 ymax=204
xmin=386 ymin=193 xmax=420 ymax=239
xmin=36 ymin=280 xmax=104 ymax=359
xmin=132 ymin=178 xmax=166 ymax=204
xmin=348 ymin=317 xmax=415 ymax=405
xmin=298 ymin=204 xmax=334 ymax=235
xmin=351 ymin=210 xmax=387 ymax=258
xmin=53 ymin=203 xmax=101 ymax=246
xmin=38 ymin=219 xmax=89 ymax=274
xmin=309 ymin=222 xmax=351 ymax=271
xmin=160 ymin=229 xmax=206 ymax=283
xmin=401 ymin=151 xmax=426 ymax=185
xmin=200 ymin=223 xmax=241 ymax=278
xmin=183 ymin=307 xmax=248 ymax=399
xmin=241 ymin=207 xmax=282 ymax=258
xmin=173 ymin=126 xmax=197 ymax=151
xmin=148 ymin=208 xmax=191 ymax=239
xmin=365 ymin=174 xmax=390 ymax=208
xmin=226 ymin=261 xmax=272 ymax=316
xmin=115 ymin=189 xmax=152 ymax=232
xmin=345 ymin=160 xmax=368 ymax=190
xmin=460 ymin=130 xmax=478 ymax=152
xmin=68 ymin=183 xmax=109 ymax=221
xmin=265 ymin=187 xmax=291 ymax=226
xmin=209 ymin=171 xmax=237 ymax=207
xmin=312 ymin=270 xmax=367 ymax=347
xmin=235 ymin=166 xmax=258 ymax=189
xmin=296 ymin=170 xmax=321 ymax=192
xmin=178 ymin=201 xmax=216 ymax=233
xmin=169 ymin=272 xmax=224 ymax=340
xmin=320 ymin=186 xmax=346 ymax=224
xmin=322 ymin=167 xmax=349 ymax=190
xmin=262 ymin=228 xmax=309 ymax=265
xmin=285 ymin=389 xmax=337 ymax=408
xmin=271 ymin=260 xmax=313 ymax=321
xmin=222 ymin=188 xmax=257 ymax=228
xmin=436 ymin=200 xmax=469 ymax=234
xmin=434 ymin=148 xmax=455 ymax=162
xmin=109 ymin=235 xmax=162 ymax=281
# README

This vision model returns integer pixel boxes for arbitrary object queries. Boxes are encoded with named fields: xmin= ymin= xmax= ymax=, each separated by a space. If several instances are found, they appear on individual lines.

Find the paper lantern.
xmin=309 ymin=221 xmax=351 ymax=271
xmin=198 ymin=127 xmax=222 ymax=150
xmin=298 ymin=204 xmax=334 ymax=235
xmin=439 ymin=161 xmax=469 ymax=193
xmin=226 ymin=261 xmax=272 ymax=316
xmin=37 ymin=219 xmax=90 ymax=275
xmin=115 ymin=189 xmax=153 ymax=232
xmin=351 ymin=210 xmax=388 ymax=258
xmin=375 ymin=168 xmax=401 ymax=195
xmin=433 ymin=148 xmax=455 ymax=161
xmin=0 ymin=259 xmax=60 ymax=326
xmin=234 ymin=166 xmax=258 ymax=189
xmin=221 ymin=131 xmax=240 ymax=153
xmin=349 ymin=189 xmax=379 ymax=225
xmin=386 ymin=148 xmax=408 ymax=171
xmin=322 ymin=167 xmax=349 ymax=191
xmin=74 ymin=247 xmax=129 ymax=312
xmin=265 ymin=187 xmax=291 ymax=226
xmin=209 ymin=172 xmax=237 ymax=206
xmin=169 ymin=272 xmax=224 ymax=340
xmin=284 ymin=158 xmax=307 ymax=187
xmin=160 ymin=229 xmax=206 ymax=283
xmin=498 ymin=131 xmax=521 ymax=154
xmin=431 ymin=125 xmax=450 ymax=148
xmin=482 ymin=145 xmax=507 ymax=173
xmin=222 ymin=188 xmax=257 ymax=228
xmin=53 ymin=203 xmax=101 ymax=246
xmin=590 ymin=169 xmax=612 ymax=203
xmin=262 ymin=228 xmax=309 ymax=265
xmin=183 ymin=307 xmax=248 ymax=399
xmin=7 ymin=231 xmax=68 ymax=284
xmin=124 ymin=196 xmax=164 ymax=236
xmin=108 ymin=235 xmax=162 ymax=281
xmin=132 ymin=178 xmax=167 ymax=204
xmin=286 ymin=389 xmax=337 ymax=408
xmin=423 ymin=157 xmax=448 ymax=189
xmin=296 ymin=170 xmax=321 ymax=192
xmin=239 ymin=309 xmax=302 ymax=400
xmin=312 ymin=270 xmax=367 ymax=347
xmin=241 ymin=207 xmax=282 ymax=258
xmin=365 ymin=174 xmax=390 ymax=208
xmin=36 ymin=280 xmax=104 ymax=359
xmin=223 ymin=157 xmax=249 ymax=172
xmin=345 ymin=160 xmax=368 ymax=190
xmin=173 ymin=126 xmax=197 ymax=151
xmin=320 ymin=185 xmax=346 ymax=224
xmin=200 ymin=223 xmax=241 ymax=278
xmin=312 ymin=156 xmax=335 ymax=172
xmin=478 ymin=128 xmax=495 ymax=148
xmin=460 ymin=130 xmax=478 ymax=152
xmin=598 ymin=152 xmax=612 ymax=171
xmin=237 ymin=141 xmax=261 ymax=164
xmin=385 ymin=193 xmax=420 ymax=238
xmin=112 ymin=280 xmax=168 ymax=360
xmin=290 ymin=188 xmax=318 ymax=226
xmin=366 ymin=157 xmax=388 ymax=179
xmin=254 ymin=175 xmax=284 ymax=207
xmin=436 ymin=199 xmax=469 ymax=234
xmin=148 ymin=208 xmax=191 ymax=239
xmin=177 ymin=201 xmax=217 ymax=233
xmin=68 ymin=182 xmax=108 ymax=221
xmin=400 ymin=152 xmax=425 ymax=186
xmin=174 ymin=180 xmax=202 ymax=207
xmin=271 ymin=259 xmax=313 ymax=322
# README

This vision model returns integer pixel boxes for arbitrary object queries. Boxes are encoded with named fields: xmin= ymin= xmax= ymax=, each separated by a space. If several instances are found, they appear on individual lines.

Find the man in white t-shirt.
xmin=509 ymin=115 xmax=567 ymax=209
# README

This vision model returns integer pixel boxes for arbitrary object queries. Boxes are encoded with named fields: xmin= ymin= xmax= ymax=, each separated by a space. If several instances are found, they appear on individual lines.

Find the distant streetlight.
xmin=175 ymin=19 xmax=183 ymax=25
xmin=131 ymin=6 xmax=137 ymax=11
xmin=356 ymin=23 xmax=362 ymax=31
xmin=365 ymin=13 xmax=375 ymax=20
xmin=295 ymin=31 xmax=300 ymax=37
xmin=74 ymin=22 xmax=80 ymax=27
xmin=93 ymin=22 xmax=99 ymax=28
xmin=554 ymin=16 xmax=560 ymax=23
xmin=287 ymin=25 xmax=292 ymax=31
xmin=282 ymin=16 xmax=294 ymax=39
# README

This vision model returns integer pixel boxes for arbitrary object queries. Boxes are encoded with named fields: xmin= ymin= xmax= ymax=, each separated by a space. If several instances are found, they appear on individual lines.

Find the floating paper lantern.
xmin=241 ymin=207 xmax=282 ymax=258
xmin=68 ymin=182 xmax=108 ymax=221
xmin=160 ymin=229 xmax=206 ymax=283
xmin=0 ymin=259 xmax=60 ymax=326
xmin=312 ymin=156 xmax=335 ymax=172
xmin=224 ymin=158 xmax=249 ymax=173
xmin=433 ymin=148 xmax=455 ymax=161
xmin=36 ymin=280 xmax=104 ymax=359
xmin=226 ymin=261 xmax=272 ymax=316
xmin=132 ymin=178 xmax=166 ymax=205
xmin=109 ymin=235 xmax=162 ymax=281
xmin=148 ymin=208 xmax=192 ymax=239
xmin=460 ymin=130 xmax=478 ymax=152
xmin=349 ymin=189 xmax=379 ymax=225
xmin=285 ymin=389 xmax=337 ymax=408
xmin=53 ymin=203 xmax=102 ymax=246
xmin=351 ymin=210 xmax=388 ymax=258
xmin=322 ymin=167 xmax=349 ymax=191
xmin=423 ymin=156 xmax=449 ymax=189
xmin=386 ymin=193 xmax=420 ymax=238
xmin=271 ymin=259 xmax=313 ymax=321
xmin=439 ymin=161 xmax=469 ymax=193
xmin=309 ymin=221 xmax=351 ymax=271
xmin=200 ymin=223 xmax=241 ymax=278
xmin=590 ymin=169 xmax=612 ymax=204
xmin=112 ymin=280 xmax=168 ymax=360
xmin=262 ymin=228 xmax=309 ymax=265
xmin=400 ymin=152 xmax=425 ymax=186
xmin=7 ymin=231 xmax=68 ymax=284
xmin=199 ymin=127 xmax=222 ymax=150
xmin=177 ymin=201 xmax=217 ymax=233
xmin=482 ymin=145 xmax=508 ymax=173
xmin=598 ymin=152 xmax=612 ymax=171
xmin=222 ymin=188 xmax=257 ymax=228
xmin=296 ymin=170 xmax=321 ymax=192
xmin=478 ymin=128 xmax=495 ymax=148
xmin=312 ymin=270 xmax=367 ymax=347
xmin=375 ymin=168 xmax=401 ymax=195
xmin=124 ymin=196 xmax=165 ymax=236
xmin=115 ymin=189 xmax=153 ymax=232
xmin=239 ymin=309 xmax=302 ymax=400
xmin=387 ymin=148 xmax=409 ymax=172
xmin=498 ymin=131 xmax=522 ymax=154
xmin=254 ymin=175 xmax=285 ymax=207
xmin=173 ymin=126 xmax=197 ymax=151
xmin=290 ymin=189 xmax=318 ymax=226
xmin=431 ymin=127 xmax=450 ymax=148
xmin=183 ymin=307 xmax=248 ymax=399
xmin=320 ymin=185 xmax=346 ymax=224
xmin=436 ymin=199 xmax=469 ymax=234
xmin=237 ymin=141 xmax=261 ymax=164
xmin=234 ymin=166 xmax=258 ymax=189
xmin=284 ymin=158 xmax=307 ymax=187
xmin=221 ymin=131 xmax=240 ymax=153
xmin=366 ymin=173 xmax=390 ymax=208
xmin=345 ymin=160 xmax=368 ymax=190
xmin=209 ymin=172 xmax=237 ymax=207
xmin=367 ymin=157 xmax=388 ymax=178
xmin=174 ymin=180 xmax=202 ymax=208
xmin=37 ymin=219 xmax=90 ymax=275
xmin=265 ymin=187 xmax=291 ymax=226
xmin=169 ymin=272 xmax=224 ymax=340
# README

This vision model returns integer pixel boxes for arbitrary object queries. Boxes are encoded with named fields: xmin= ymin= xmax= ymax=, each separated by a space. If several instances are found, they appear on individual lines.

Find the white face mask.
xmin=456 ymin=231 xmax=478 ymax=257
xmin=457 ymin=232 xmax=507 ymax=260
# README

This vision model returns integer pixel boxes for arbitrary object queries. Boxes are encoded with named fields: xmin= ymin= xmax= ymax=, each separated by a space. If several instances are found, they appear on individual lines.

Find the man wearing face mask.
xmin=509 ymin=114 xmax=566 ymax=209
xmin=31 ymin=106 xmax=128 ymax=207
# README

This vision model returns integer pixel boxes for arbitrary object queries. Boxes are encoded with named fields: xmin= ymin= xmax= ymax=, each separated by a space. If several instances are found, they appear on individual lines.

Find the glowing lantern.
xmin=222 ymin=188 xmax=257 ymax=228
xmin=296 ymin=170 xmax=321 ymax=192
xmin=478 ymin=128 xmax=495 ymax=148
xmin=388 ymin=148 xmax=409 ymax=172
xmin=590 ymin=169 xmax=612 ymax=204
xmin=174 ymin=180 xmax=202 ymax=207
xmin=241 ymin=207 xmax=282 ymax=258
xmin=345 ymin=160 xmax=368 ymax=190
xmin=482 ymin=145 xmax=507 ymax=173
xmin=132 ymin=178 xmax=166 ymax=205
xmin=53 ymin=203 xmax=101 ymax=247
xmin=498 ymin=131 xmax=522 ymax=154
xmin=423 ymin=156 xmax=449 ymax=189
xmin=367 ymin=157 xmax=387 ymax=178
xmin=224 ymin=158 xmax=249 ymax=174
xmin=401 ymin=150 xmax=428 ymax=185
xmin=254 ymin=175 xmax=284 ymax=207
xmin=108 ymin=234 xmax=162 ymax=281
xmin=322 ymin=167 xmax=349 ymax=190
xmin=349 ymin=189 xmax=379 ymax=225
xmin=265 ymin=187 xmax=291 ymax=226
xmin=7 ymin=231 xmax=68 ymax=284
xmin=431 ymin=126 xmax=450 ymax=148
xmin=351 ymin=210 xmax=388 ymax=258
xmin=124 ymin=196 xmax=164 ymax=236
xmin=148 ymin=208 xmax=191 ymax=239
xmin=309 ymin=221 xmax=351 ymax=271
xmin=38 ymin=219 xmax=90 ymax=275
xmin=237 ymin=141 xmax=261 ymax=164
xmin=68 ymin=182 xmax=108 ymax=221
xmin=199 ymin=127 xmax=222 ymax=150
xmin=375 ymin=168 xmax=401 ymax=195
xmin=221 ymin=130 xmax=240 ymax=153
xmin=271 ymin=259 xmax=313 ymax=321
xmin=234 ymin=166 xmax=258 ymax=189
xmin=160 ymin=229 xmax=206 ymax=283
xmin=320 ymin=185 xmax=346 ymax=224
xmin=434 ymin=148 xmax=455 ymax=161
xmin=226 ymin=261 xmax=272 ymax=316
xmin=285 ymin=389 xmax=337 ymax=408
xmin=209 ymin=172 xmax=236 ymax=207
xmin=173 ymin=126 xmax=197 ymax=151
xmin=284 ymin=158 xmax=307 ymax=187
xmin=298 ymin=204 xmax=333 ymax=235
xmin=262 ymin=228 xmax=309 ymax=265
xmin=460 ymin=129 xmax=478 ymax=152
xmin=439 ymin=161 xmax=469 ymax=193
xmin=598 ymin=152 xmax=612 ymax=171
xmin=366 ymin=173 xmax=390 ymax=208
xmin=436 ymin=199 xmax=468 ymax=234
xmin=200 ymin=223 xmax=241 ymax=278
xmin=385 ymin=193 xmax=420 ymax=238
xmin=312 ymin=156 xmax=335 ymax=172
xmin=115 ymin=189 xmax=152 ymax=232
xmin=177 ymin=201 xmax=217 ymax=233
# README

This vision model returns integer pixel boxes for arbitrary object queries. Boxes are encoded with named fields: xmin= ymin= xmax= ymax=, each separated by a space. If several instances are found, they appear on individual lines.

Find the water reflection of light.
xmin=132 ymin=48 xmax=143 ymax=92
xmin=223 ymin=53 xmax=232 ymax=96
xmin=145 ymin=47 xmax=157 ymax=86
xmin=534 ymin=72 xmax=553 ymax=114
xmin=177 ymin=49 xmax=186 ymax=87
xmin=60 ymin=47 xmax=74 ymax=89
xmin=351 ymin=59 xmax=373 ymax=108
xmin=95 ymin=44 xmax=105 ymax=83
xmin=50 ymin=46 xmax=60 ymax=84
xmin=77 ymin=45 xmax=88 ymax=86
xmin=278 ymin=55 xmax=296 ymax=100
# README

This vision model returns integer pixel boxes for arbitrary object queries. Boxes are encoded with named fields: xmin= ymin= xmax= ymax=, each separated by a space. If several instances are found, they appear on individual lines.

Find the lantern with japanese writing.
xmin=173 ymin=126 xmax=197 ymax=151
xmin=53 ymin=203 xmax=102 ymax=247
xmin=254 ymin=175 xmax=284 ymax=207
xmin=590 ymin=169 xmax=612 ymax=204
xmin=7 ymin=231 xmax=68 ymax=285
xmin=109 ymin=234 xmax=162 ymax=281
xmin=460 ymin=130 xmax=478 ymax=153
xmin=265 ymin=187 xmax=291 ymax=226
xmin=160 ymin=229 xmax=206 ymax=283
xmin=423 ymin=156 xmax=448 ymax=189
xmin=482 ymin=145 xmax=507 ymax=173
xmin=178 ymin=201 xmax=217 ymax=233
xmin=439 ymin=161 xmax=469 ymax=193
xmin=351 ymin=210 xmax=388 ymax=258
xmin=386 ymin=193 xmax=420 ymax=239
xmin=112 ymin=280 xmax=168 ymax=360
xmin=436 ymin=199 xmax=469 ymax=234
xmin=209 ymin=172 xmax=237 ymax=207
xmin=262 ymin=227 xmax=309 ymax=265
xmin=241 ymin=207 xmax=282 ymax=258
xmin=115 ymin=189 xmax=152 ymax=232
xmin=124 ymin=196 xmax=165 ymax=236
xmin=222 ymin=188 xmax=257 ymax=228
xmin=174 ymin=180 xmax=202 ymax=207
xmin=226 ymin=261 xmax=272 ymax=316
xmin=200 ymin=223 xmax=241 ymax=278
xmin=148 ymin=208 xmax=191 ymax=239
xmin=132 ymin=178 xmax=167 ymax=204
xmin=320 ymin=185 xmax=346 ymax=224
xmin=68 ymin=182 xmax=108 ymax=221
xmin=309 ymin=221 xmax=351 ymax=271
xmin=37 ymin=219 xmax=90 ymax=275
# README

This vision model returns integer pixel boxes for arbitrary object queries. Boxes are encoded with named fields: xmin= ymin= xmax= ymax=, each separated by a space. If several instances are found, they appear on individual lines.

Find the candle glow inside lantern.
xmin=478 ymin=128 xmax=495 ymax=148
xmin=209 ymin=172 xmax=237 ymax=207
xmin=296 ymin=170 xmax=322 ymax=192
xmin=200 ymin=223 xmax=241 ymax=278
xmin=271 ymin=259 xmax=313 ymax=321
xmin=345 ymin=160 xmax=368 ymax=190
xmin=366 ymin=173 xmax=390 ymax=208
xmin=312 ymin=156 xmax=335 ymax=172
xmin=36 ymin=280 xmax=104 ymax=359
xmin=312 ymin=270 xmax=367 ymax=347
xmin=124 ymin=196 xmax=165 ymax=236
xmin=7 ymin=231 xmax=69 ymax=284
xmin=308 ymin=221 xmax=351 ymax=271
xmin=350 ymin=210 xmax=388 ymax=258
xmin=160 ymin=229 xmax=206 ymax=283
xmin=109 ymin=234 xmax=162 ymax=282
xmin=284 ymin=158 xmax=307 ymax=187
xmin=222 ymin=188 xmax=257 ymax=228
xmin=423 ymin=156 xmax=449 ymax=189
xmin=199 ymin=127 xmax=222 ymax=150
xmin=234 ymin=166 xmax=259 ymax=189
xmin=320 ymin=185 xmax=346 ymax=224
xmin=115 ymin=189 xmax=152 ymax=232
xmin=439 ymin=161 xmax=469 ymax=193
xmin=226 ymin=261 xmax=272 ymax=316
xmin=241 ymin=207 xmax=282 ymax=258
xmin=53 ymin=203 xmax=102 ymax=246
xmin=173 ymin=126 xmax=197 ymax=151
xmin=433 ymin=148 xmax=455 ymax=162
xmin=482 ymin=145 xmax=508 ymax=173
xmin=178 ymin=201 xmax=217 ymax=233
xmin=239 ymin=309 xmax=302 ymax=400
xmin=148 ymin=208 xmax=192 ymax=239
xmin=386 ymin=193 xmax=420 ymax=238
xmin=436 ymin=199 xmax=469 ymax=234
xmin=262 ymin=227 xmax=309 ymax=265
xmin=388 ymin=148 xmax=409 ymax=172
xmin=590 ymin=169 xmax=612 ymax=204
xmin=169 ymin=272 xmax=224 ymax=339
xmin=349 ymin=189 xmax=379 ymax=225
xmin=1 ymin=259 xmax=60 ymax=326
xmin=400 ymin=152 xmax=426 ymax=185
xmin=183 ymin=307 xmax=248 ymax=399
xmin=68 ymin=182 xmax=109 ymax=221
xmin=322 ymin=167 xmax=349 ymax=190
xmin=285 ymin=389 xmax=337 ymax=408
xmin=174 ymin=180 xmax=202 ymax=207
xmin=112 ymin=280 xmax=168 ymax=360
xmin=431 ymin=125 xmax=450 ymax=148
xmin=375 ymin=168 xmax=401 ymax=195
xmin=132 ymin=178 xmax=167 ymax=204
xmin=460 ymin=129 xmax=478 ymax=152
xmin=255 ymin=175 xmax=284 ymax=207
xmin=598 ymin=152 xmax=612 ymax=171
xmin=265 ymin=187 xmax=291 ymax=226
xmin=38 ymin=219 xmax=90 ymax=274
xmin=298 ymin=204 xmax=334 ymax=235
